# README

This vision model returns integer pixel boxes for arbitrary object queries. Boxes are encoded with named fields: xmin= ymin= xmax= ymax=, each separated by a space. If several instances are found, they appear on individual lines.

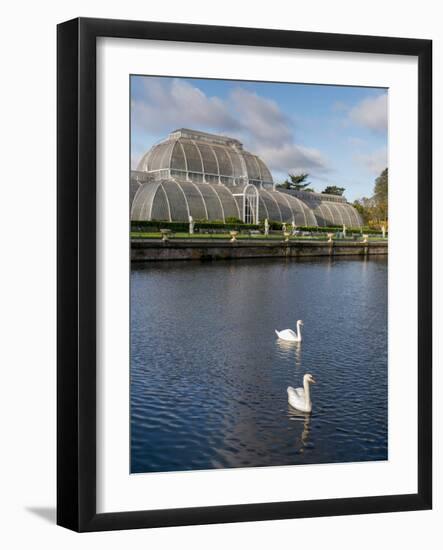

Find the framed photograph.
xmin=57 ymin=17 xmax=432 ymax=532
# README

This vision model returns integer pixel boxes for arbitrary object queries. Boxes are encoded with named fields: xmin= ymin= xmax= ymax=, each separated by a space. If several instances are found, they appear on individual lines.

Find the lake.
xmin=131 ymin=256 xmax=387 ymax=473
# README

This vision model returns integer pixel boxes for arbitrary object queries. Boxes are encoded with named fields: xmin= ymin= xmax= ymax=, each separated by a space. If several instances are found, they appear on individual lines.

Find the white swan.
xmin=275 ymin=320 xmax=304 ymax=342
xmin=287 ymin=374 xmax=316 ymax=413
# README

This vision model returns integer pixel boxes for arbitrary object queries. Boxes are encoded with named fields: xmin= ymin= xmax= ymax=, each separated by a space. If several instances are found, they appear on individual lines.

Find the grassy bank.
xmin=131 ymin=231 xmax=386 ymax=242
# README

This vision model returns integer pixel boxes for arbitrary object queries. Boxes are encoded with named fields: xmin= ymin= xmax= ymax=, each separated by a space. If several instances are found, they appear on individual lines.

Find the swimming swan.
xmin=275 ymin=320 xmax=304 ymax=342
xmin=287 ymin=374 xmax=316 ymax=413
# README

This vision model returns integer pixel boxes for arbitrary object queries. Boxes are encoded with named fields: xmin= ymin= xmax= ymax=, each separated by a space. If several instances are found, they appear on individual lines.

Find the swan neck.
xmin=303 ymin=379 xmax=311 ymax=407
xmin=297 ymin=322 xmax=301 ymax=339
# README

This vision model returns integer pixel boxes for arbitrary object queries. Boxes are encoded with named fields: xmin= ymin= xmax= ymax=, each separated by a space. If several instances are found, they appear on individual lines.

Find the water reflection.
xmin=287 ymin=407 xmax=312 ymax=454
xmin=276 ymin=339 xmax=303 ymax=370
xmin=294 ymin=342 xmax=302 ymax=370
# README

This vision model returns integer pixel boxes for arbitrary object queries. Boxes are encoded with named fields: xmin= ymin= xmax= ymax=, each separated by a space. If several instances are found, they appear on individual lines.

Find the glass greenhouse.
xmin=281 ymin=190 xmax=363 ymax=227
xmin=131 ymin=129 xmax=363 ymax=227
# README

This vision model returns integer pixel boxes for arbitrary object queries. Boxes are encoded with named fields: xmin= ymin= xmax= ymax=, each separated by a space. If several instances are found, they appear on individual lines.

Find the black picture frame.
xmin=57 ymin=17 xmax=432 ymax=532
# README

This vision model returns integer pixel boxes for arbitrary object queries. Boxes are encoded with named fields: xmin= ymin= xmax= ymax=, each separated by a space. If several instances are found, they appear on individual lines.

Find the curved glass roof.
xmin=131 ymin=179 xmax=318 ymax=224
xmin=136 ymin=128 xmax=274 ymax=187
xmin=132 ymin=179 xmax=241 ymax=223
xmin=258 ymin=188 xmax=317 ymax=226
xmin=281 ymin=189 xmax=363 ymax=227
xmin=310 ymin=201 xmax=362 ymax=227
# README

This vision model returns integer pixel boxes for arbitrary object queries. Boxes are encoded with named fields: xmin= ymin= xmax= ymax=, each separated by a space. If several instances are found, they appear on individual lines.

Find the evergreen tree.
xmin=277 ymin=173 xmax=314 ymax=191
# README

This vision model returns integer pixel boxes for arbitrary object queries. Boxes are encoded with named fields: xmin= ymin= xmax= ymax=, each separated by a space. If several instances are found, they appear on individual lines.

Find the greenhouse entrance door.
xmin=243 ymin=185 xmax=259 ymax=224
xmin=244 ymin=197 xmax=254 ymax=224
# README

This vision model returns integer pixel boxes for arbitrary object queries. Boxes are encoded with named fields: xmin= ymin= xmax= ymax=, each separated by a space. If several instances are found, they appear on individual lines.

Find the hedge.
xmin=130 ymin=220 xmax=386 ymax=235
xmin=295 ymin=225 xmax=386 ymax=235
xmin=130 ymin=220 xmax=260 ymax=232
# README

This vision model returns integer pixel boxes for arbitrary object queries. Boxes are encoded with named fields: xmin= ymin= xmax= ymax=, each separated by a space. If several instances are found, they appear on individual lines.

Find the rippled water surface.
xmin=131 ymin=257 xmax=387 ymax=473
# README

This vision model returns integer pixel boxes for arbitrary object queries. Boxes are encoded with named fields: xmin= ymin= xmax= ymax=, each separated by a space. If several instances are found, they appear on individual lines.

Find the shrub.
xmin=130 ymin=220 xmax=385 ymax=235
xmin=130 ymin=220 xmax=260 ymax=233
xmin=224 ymin=217 xmax=243 ymax=224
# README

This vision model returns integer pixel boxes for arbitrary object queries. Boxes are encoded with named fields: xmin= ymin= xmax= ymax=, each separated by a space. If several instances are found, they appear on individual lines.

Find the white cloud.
xmin=131 ymin=79 xmax=241 ymax=134
xmin=257 ymin=143 xmax=330 ymax=174
xmin=355 ymin=148 xmax=388 ymax=175
xmin=132 ymin=78 xmax=330 ymax=176
xmin=229 ymin=88 xmax=293 ymax=146
xmin=349 ymin=94 xmax=388 ymax=133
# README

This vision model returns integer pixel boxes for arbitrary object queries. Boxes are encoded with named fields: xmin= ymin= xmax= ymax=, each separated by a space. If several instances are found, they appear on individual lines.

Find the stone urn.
xmin=362 ymin=234 xmax=369 ymax=244
xmin=160 ymin=228 xmax=172 ymax=242
xmin=327 ymin=232 xmax=334 ymax=243
xmin=283 ymin=231 xmax=291 ymax=242
xmin=229 ymin=230 xmax=239 ymax=243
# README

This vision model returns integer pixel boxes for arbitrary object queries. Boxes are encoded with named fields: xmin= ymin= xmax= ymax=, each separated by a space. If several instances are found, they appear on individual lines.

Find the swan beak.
xmin=311 ymin=377 xmax=316 ymax=384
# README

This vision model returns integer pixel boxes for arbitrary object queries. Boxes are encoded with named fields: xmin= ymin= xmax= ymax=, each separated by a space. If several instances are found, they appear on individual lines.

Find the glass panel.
xmin=272 ymin=192 xmax=292 ymax=222
xmin=243 ymin=153 xmax=261 ymax=180
xmin=170 ymin=141 xmax=187 ymax=171
xmin=259 ymin=190 xmax=281 ymax=222
xmin=180 ymin=140 xmax=203 ymax=172
xmin=226 ymin=149 xmax=244 ymax=177
xmin=163 ymin=181 xmax=190 ymax=221
xmin=212 ymin=185 xmax=241 ymax=219
xmin=149 ymin=143 xmax=170 ymax=171
xmin=131 ymin=182 xmax=160 ymax=220
xmin=195 ymin=142 xmax=219 ymax=175
xmin=151 ymin=185 xmax=170 ymax=221
xmin=178 ymin=181 xmax=207 ymax=220
xmin=199 ymin=184 xmax=224 ymax=221
xmin=257 ymin=158 xmax=273 ymax=184
xmin=212 ymin=146 xmax=234 ymax=177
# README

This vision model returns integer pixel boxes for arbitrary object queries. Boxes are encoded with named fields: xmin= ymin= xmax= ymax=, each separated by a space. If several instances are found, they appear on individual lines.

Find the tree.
xmin=322 ymin=185 xmax=345 ymax=196
xmin=373 ymin=168 xmax=388 ymax=224
xmin=353 ymin=168 xmax=388 ymax=228
xmin=276 ymin=172 xmax=314 ymax=191
xmin=353 ymin=197 xmax=374 ymax=225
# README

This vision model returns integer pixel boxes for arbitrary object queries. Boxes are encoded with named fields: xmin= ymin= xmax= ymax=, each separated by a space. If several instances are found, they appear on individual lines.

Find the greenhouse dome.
xmin=131 ymin=128 xmax=363 ymax=227
xmin=136 ymin=128 xmax=274 ymax=188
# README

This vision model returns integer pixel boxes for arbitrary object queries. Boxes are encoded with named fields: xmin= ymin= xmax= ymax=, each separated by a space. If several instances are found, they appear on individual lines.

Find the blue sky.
xmin=131 ymin=76 xmax=387 ymax=201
